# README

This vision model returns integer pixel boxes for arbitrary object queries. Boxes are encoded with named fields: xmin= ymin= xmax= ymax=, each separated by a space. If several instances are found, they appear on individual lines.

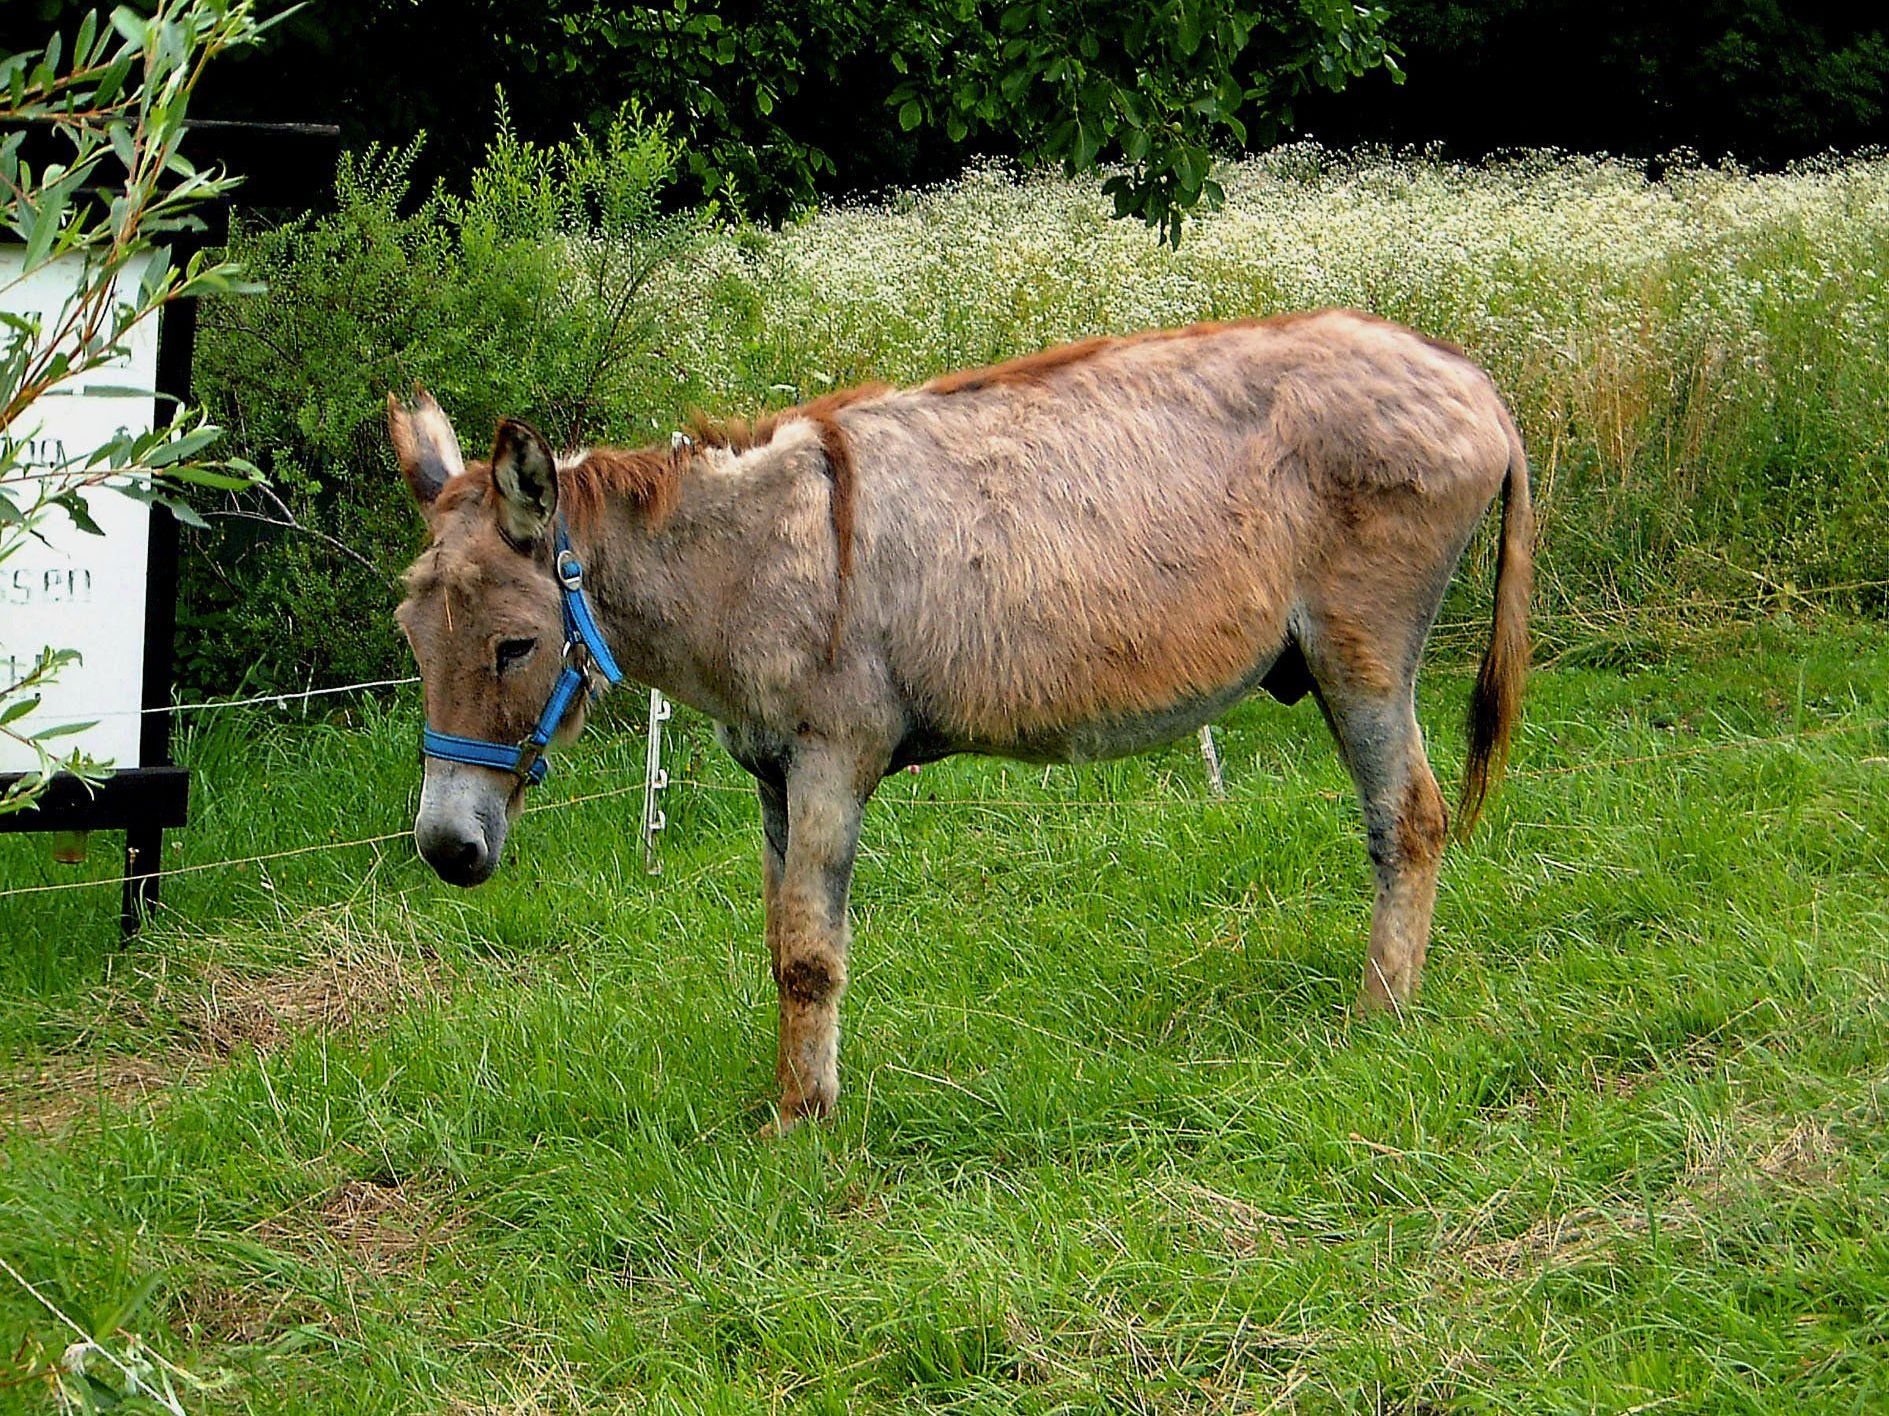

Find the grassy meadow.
xmin=4 ymin=149 xmax=1889 ymax=1410
xmin=1 ymin=616 xmax=1885 ymax=1412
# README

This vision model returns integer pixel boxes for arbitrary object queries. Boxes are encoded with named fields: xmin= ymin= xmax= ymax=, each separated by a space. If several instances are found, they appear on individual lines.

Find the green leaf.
xmin=31 ymin=718 xmax=97 ymax=740
xmin=154 ymin=496 xmax=209 ymax=530
xmin=158 ymin=464 xmax=254 ymax=490
xmin=1072 ymin=118 xmax=1100 ymax=171
xmin=898 ymin=99 xmax=923 ymax=131
xmin=109 ymin=6 xmax=148 ymax=47
xmin=1175 ymin=3 xmax=1201 ymax=56
xmin=142 ymin=426 xmax=221 ymax=467
xmin=108 ymin=121 xmax=136 ymax=173
xmin=55 ymin=497 xmax=105 ymax=537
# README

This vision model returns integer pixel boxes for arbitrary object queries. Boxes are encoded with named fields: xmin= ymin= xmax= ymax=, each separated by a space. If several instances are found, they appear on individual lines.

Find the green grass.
xmin=2 ymin=618 xmax=1887 ymax=1412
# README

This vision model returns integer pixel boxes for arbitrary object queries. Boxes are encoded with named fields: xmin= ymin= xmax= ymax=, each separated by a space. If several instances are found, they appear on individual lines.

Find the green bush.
xmin=185 ymin=105 xmax=705 ymax=695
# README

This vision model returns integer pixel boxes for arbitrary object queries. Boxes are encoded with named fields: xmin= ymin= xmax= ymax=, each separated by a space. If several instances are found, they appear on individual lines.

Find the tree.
xmin=0 ymin=1 xmax=271 ymax=813
xmin=888 ymin=0 xmax=1399 ymax=242
xmin=1293 ymin=1 xmax=1889 ymax=163
xmin=2 ymin=2 xmax=1400 ymax=238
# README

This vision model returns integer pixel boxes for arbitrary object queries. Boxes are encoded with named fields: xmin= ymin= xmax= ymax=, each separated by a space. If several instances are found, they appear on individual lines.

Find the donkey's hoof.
xmin=759 ymin=1095 xmax=833 ymax=1138
xmin=1350 ymin=986 xmax=1409 ymax=1021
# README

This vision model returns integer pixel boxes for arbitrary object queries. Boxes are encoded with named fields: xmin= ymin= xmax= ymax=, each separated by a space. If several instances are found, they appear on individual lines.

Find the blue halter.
xmin=420 ymin=520 xmax=624 ymax=785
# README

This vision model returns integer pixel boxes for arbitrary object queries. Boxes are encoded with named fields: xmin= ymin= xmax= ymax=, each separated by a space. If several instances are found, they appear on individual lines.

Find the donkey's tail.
xmin=1457 ymin=418 xmax=1534 ymax=835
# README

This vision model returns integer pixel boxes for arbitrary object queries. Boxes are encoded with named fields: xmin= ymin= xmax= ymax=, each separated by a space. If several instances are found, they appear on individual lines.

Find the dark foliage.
xmin=1298 ymin=1 xmax=1889 ymax=162
xmin=7 ymin=3 xmax=1880 ymax=225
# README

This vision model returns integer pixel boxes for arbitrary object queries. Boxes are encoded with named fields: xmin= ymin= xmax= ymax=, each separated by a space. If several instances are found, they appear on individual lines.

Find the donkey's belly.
xmin=957 ymin=636 xmax=1304 ymax=765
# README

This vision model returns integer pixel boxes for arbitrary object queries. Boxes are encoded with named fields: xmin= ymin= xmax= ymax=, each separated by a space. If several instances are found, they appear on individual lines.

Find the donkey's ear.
xmin=387 ymin=386 xmax=465 ymax=507
xmin=491 ymin=419 xmax=558 ymax=547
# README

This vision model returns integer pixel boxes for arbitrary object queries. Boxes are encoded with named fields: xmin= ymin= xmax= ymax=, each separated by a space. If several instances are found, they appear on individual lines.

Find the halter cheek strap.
xmin=420 ymin=520 xmax=624 ymax=785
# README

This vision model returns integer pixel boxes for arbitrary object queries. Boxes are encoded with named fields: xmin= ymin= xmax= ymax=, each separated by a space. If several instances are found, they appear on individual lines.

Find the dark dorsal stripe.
xmin=810 ymin=411 xmax=856 ymax=664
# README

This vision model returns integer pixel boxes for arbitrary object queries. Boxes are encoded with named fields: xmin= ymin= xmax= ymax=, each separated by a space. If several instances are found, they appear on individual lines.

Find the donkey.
xmin=390 ymin=309 xmax=1532 ymax=1128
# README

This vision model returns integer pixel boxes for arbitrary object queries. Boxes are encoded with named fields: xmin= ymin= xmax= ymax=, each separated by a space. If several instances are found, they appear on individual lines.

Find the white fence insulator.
xmin=1198 ymin=724 xmax=1226 ymax=797
xmin=642 ymin=689 xmax=673 ymax=874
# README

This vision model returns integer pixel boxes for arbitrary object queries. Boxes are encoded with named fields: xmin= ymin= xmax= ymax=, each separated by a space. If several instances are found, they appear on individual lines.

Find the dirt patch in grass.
xmin=0 ymin=1053 xmax=188 ymax=1137
xmin=171 ymin=1277 xmax=327 ymax=1346
xmin=1450 ymin=1109 xmax=1846 ymax=1280
xmin=188 ymin=938 xmax=445 ymax=1057
xmin=3 ymin=931 xmax=448 ymax=1139
xmin=444 ymin=1356 xmax=590 ymax=1415
xmin=1147 ymin=1175 xmax=1351 ymax=1258
xmin=256 ymin=1175 xmax=467 ymax=1276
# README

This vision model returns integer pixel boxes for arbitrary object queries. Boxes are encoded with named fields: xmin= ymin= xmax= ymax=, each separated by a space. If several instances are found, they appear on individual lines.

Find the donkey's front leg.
xmin=769 ymin=746 xmax=867 ymax=1127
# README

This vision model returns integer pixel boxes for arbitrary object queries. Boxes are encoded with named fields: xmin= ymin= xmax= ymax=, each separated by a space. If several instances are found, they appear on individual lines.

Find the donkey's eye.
xmin=495 ymin=637 xmax=539 ymax=673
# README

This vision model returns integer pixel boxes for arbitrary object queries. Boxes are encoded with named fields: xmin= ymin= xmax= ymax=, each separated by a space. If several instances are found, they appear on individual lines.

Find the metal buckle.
xmin=556 ymin=549 xmax=583 ymax=591
xmin=512 ymin=739 xmax=546 ymax=782
xmin=562 ymin=638 xmax=596 ymax=695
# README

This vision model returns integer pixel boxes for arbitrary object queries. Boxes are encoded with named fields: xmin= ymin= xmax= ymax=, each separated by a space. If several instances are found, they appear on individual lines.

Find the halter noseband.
xmin=420 ymin=520 xmax=624 ymax=785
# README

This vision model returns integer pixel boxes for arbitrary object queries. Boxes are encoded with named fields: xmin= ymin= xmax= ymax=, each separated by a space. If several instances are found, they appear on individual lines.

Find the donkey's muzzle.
xmin=416 ymin=824 xmax=494 ymax=886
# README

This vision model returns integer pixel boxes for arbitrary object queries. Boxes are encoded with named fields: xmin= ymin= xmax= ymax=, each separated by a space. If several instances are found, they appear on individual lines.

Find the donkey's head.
xmin=390 ymin=390 xmax=583 ymax=886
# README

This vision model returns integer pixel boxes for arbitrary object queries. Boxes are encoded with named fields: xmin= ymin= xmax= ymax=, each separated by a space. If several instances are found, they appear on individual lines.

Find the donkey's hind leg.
xmin=1305 ymin=652 xmax=1448 ymax=1014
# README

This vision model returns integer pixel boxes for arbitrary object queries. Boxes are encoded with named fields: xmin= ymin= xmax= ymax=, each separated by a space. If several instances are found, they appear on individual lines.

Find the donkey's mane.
xmin=430 ymin=446 xmax=687 ymax=536
xmin=560 ymin=446 xmax=686 ymax=530
xmin=683 ymin=383 xmax=893 ymax=454
xmin=919 ymin=310 xmax=1471 ymax=395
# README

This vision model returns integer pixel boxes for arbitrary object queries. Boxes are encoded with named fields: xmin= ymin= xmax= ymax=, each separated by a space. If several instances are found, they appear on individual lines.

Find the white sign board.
xmin=0 ymin=248 xmax=159 ymax=773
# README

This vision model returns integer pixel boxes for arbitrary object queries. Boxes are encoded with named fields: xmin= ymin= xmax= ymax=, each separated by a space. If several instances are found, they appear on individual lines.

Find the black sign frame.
xmin=0 ymin=261 xmax=201 ymax=933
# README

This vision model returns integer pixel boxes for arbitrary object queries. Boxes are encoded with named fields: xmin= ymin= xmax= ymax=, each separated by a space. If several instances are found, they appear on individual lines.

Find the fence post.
xmin=642 ymin=689 xmax=672 ymax=874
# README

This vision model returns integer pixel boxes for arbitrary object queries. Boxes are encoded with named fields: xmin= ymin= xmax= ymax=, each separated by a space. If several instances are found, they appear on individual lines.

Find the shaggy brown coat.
xmin=391 ymin=308 xmax=1532 ymax=1127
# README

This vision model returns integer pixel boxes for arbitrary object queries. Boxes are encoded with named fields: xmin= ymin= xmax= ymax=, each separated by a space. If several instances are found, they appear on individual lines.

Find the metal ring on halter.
xmin=511 ymin=739 xmax=547 ymax=783
xmin=556 ymin=548 xmax=583 ymax=591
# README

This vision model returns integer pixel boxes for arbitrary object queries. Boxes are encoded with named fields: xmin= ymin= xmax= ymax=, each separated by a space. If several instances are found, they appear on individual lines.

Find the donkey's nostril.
xmin=417 ymin=827 xmax=492 ymax=886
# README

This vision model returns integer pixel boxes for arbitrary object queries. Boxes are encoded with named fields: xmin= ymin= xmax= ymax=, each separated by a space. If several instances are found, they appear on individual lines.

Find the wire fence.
xmin=2 ymin=712 xmax=1880 ymax=905
xmin=87 ymin=676 xmax=421 ymax=718
xmin=1424 ymin=575 xmax=1889 ymax=640
xmin=2 ymin=574 xmax=1884 ymax=908
xmin=40 ymin=574 xmax=1888 ymax=723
